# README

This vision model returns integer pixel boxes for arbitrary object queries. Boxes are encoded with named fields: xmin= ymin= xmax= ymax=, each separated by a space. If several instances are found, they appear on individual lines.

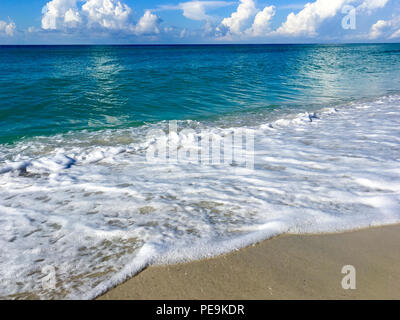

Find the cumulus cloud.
xmin=369 ymin=16 xmax=400 ymax=39
xmin=42 ymin=0 xmax=79 ymax=30
xmin=156 ymin=1 xmax=235 ymax=39
xmin=369 ymin=19 xmax=390 ymax=38
xmin=134 ymin=10 xmax=161 ymax=35
xmin=64 ymin=8 xmax=82 ymax=27
xmin=247 ymin=5 xmax=275 ymax=36
xmin=218 ymin=0 xmax=258 ymax=35
xmin=275 ymin=0 xmax=392 ymax=37
xmin=390 ymin=28 xmax=400 ymax=39
xmin=81 ymin=0 xmax=132 ymax=30
xmin=41 ymin=0 xmax=161 ymax=36
xmin=21 ymin=0 xmax=400 ymax=42
xmin=357 ymin=0 xmax=390 ymax=13
xmin=276 ymin=0 xmax=354 ymax=37
xmin=216 ymin=0 xmax=276 ymax=38
xmin=182 ymin=1 xmax=230 ymax=21
xmin=157 ymin=1 xmax=234 ymax=22
xmin=0 ymin=20 xmax=16 ymax=36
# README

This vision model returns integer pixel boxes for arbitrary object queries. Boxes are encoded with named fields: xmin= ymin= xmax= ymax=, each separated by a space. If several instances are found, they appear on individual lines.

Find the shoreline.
xmin=99 ymin=224 xmax=400 ymax=300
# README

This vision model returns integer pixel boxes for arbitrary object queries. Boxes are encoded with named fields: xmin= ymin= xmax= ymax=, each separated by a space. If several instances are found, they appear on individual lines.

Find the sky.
xmin=0 ymin=0 xmax=399 ymax=44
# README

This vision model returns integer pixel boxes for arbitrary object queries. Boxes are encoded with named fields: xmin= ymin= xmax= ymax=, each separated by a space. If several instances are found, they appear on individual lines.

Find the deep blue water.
xmin=1 ymin=44 xmax=400 ymax=144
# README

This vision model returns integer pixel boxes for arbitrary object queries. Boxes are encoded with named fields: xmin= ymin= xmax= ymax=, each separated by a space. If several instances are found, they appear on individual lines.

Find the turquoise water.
xmin=1 ymin=44 xmax=400 ymax=144
xmin=1 ymin=44 xmax=400 ymax=299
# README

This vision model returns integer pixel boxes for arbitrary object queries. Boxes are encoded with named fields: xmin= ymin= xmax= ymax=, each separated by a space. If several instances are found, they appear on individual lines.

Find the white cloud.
xmin=134 ymin=10 xmax=161 ymax=35
xmin=42 ymin=0 xmax=79 ymax=30
xmin=276 ymin=0 xmax=354 ymax=37
xmin=216 ymin=1 xmax=276 ymax=38
xmin=181 ymin=1 xmax=219 ymax=21
xmin=247 ymin=5 xmax=275 ymax=36
xmin=157 ymin=1 xmax=234 ymax=22
xmin=41 ymin=0 xmax=161 ymax=36
xmin=369 ymin=19 xmax=389 ymax=38
xmin=219 ymin=0 xmax=258 ymax=35
xmin=156 ymin=1 xmax=235 ymax=38
xmin=390 ymin=28 xmax=400 ymax=39
xmin=357 ymin=0 xmax=390 ymax=13
xmin=31 ymin=0 xmax=399 ymax=41
xmin=275 ymin=0 xmax=391 ymax=37
xmin=81 ymin=0 xmax=132 ymax=30
xmin=64 ymin=8 xmax=82 ymax=27
xmin=0 ymin=20 xmax=16 ymax=36
xmin=369 ymin=16 xmax=400 ymax=39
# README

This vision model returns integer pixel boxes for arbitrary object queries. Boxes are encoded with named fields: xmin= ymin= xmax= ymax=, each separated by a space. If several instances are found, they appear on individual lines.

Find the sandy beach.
xmin=99 ymin=224 xmax=400 ymax=300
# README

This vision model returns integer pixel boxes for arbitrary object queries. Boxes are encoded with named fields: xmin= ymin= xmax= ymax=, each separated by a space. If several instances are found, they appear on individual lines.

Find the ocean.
xmin=0 ymin=44 xmax=400 ymax=299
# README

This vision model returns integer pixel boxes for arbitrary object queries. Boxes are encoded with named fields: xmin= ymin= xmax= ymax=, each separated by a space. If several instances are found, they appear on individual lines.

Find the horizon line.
xmin=0 ymin=42 xmax=399 ymax=46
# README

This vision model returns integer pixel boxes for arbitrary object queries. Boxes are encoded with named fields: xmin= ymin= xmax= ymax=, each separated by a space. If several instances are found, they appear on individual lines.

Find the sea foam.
xmin=0 ymin=95 xmax=400 ymax=299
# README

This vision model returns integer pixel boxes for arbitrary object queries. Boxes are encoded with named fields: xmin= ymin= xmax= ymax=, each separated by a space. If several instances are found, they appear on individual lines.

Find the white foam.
xmin=0 ymin=95 xmax=400 ymax=299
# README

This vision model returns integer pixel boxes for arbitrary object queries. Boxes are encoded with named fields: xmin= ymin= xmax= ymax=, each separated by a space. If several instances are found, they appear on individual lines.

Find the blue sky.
xmin=0 ymin=0 xmax=399 ymax=44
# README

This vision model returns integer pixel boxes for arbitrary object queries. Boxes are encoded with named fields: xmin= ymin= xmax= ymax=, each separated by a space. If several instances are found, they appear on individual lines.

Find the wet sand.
xmin=99 ymin=224 xmax=400 ymax=300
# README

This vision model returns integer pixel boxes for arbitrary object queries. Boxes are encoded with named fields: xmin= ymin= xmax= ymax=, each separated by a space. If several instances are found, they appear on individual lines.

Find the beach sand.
xmin=99 ymin=224 xmax=400 ymax=300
